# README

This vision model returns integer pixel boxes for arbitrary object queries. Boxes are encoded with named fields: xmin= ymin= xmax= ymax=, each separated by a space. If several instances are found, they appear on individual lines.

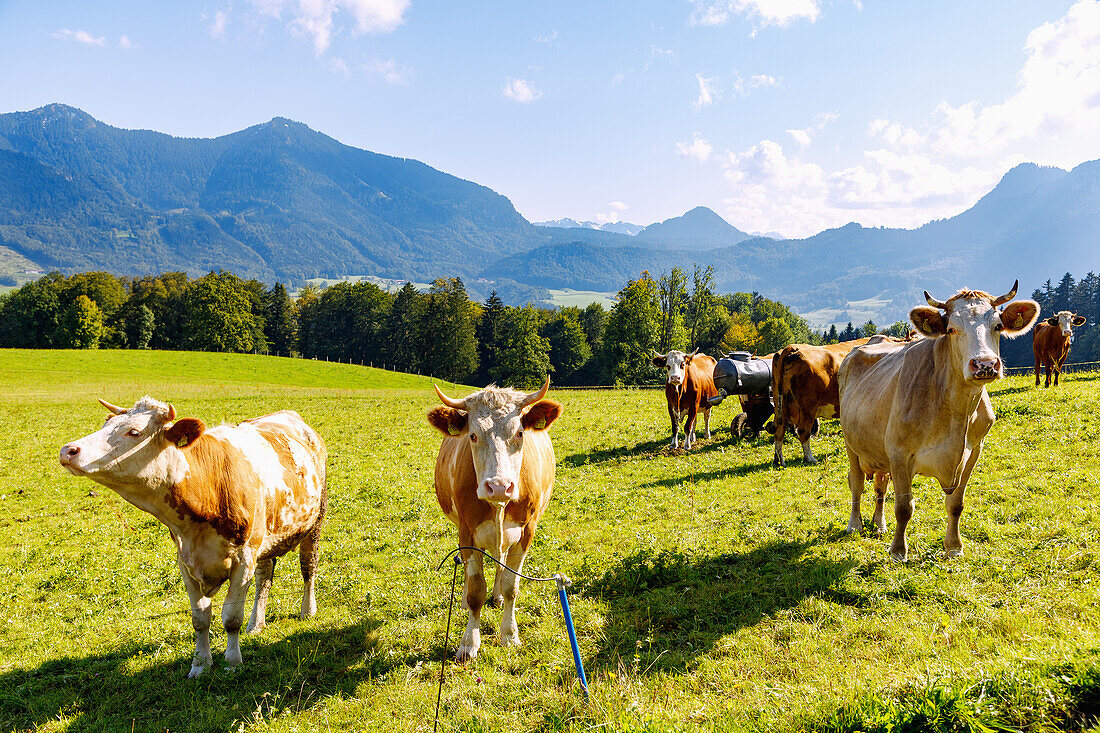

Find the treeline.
xmin=0 ymin=266 xmax=827 ymax=385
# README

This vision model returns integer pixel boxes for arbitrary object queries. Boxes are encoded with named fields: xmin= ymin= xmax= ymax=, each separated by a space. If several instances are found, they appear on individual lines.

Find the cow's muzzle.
xmin=481 ymin=478 xmax=516 ymax=503
xmin=59 ymin=444 xmax=85 ymax=475
xmin=968 ymin=357 xmax=1001 ymax=381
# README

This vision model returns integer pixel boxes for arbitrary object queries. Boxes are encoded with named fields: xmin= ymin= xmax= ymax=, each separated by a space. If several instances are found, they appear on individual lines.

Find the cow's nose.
xmin=63 ymin=445 xmax=80 ymax=458
xmin=484 ymin=479 xmax=515 ymax=500
xmin=668 ymin=375 xmax=682 ymax=385
xmin=969 ymin=357 xmax=1001 ymax=377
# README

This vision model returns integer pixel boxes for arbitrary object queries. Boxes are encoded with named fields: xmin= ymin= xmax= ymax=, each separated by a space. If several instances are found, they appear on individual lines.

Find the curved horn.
xmin=520 ymin=374 xmax=551 ymax=408
xmin=688 ymin=348 xmax=700 ymax=357
xmin=434 ymin=384 xmax=467 ymax=411
xmin=98 ymin=398 xmax=126 ymax=415
xmin=991 ymin=279 xmax=1019 ymax=307
xmin=167 ymin=403 xmax=177 ymax=422
xmin=651 ymin=349 xmax=667 ymax=360
xmin=924 ymin=290 xmax=947 ymax=309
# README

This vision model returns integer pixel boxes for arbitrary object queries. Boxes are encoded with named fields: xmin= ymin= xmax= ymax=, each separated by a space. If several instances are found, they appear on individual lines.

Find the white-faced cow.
xmin=60 ymin=397 xmax=327 ymax=677
xmin=838 ymin=282 xmax=1038 ymax=561
xmin=651 ymin=349 xmax=718 ymax=450
xmin=1033 ymin=310 xmax=1086 ymax=387
xmin=427 ymin=377 xmax=562 ymax=661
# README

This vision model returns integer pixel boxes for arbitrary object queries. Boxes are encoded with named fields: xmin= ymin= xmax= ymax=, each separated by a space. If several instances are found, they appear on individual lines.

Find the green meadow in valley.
xmin=1 ymin=349 xmax=1099 ymax=732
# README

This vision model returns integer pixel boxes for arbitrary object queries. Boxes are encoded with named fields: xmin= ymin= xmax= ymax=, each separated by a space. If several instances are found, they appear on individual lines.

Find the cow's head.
xmin=909 ymin=280 xmax=1039 ymax=383
xmin=1046 ymin=310 xmax=1085 ymax=338
xmin=59 ymin=396 xmax=206 ymax=490
xmin=652 ymin=349 xmax=699 ymax=387
xmin=427 ymin=376 xmax=562 ymax=504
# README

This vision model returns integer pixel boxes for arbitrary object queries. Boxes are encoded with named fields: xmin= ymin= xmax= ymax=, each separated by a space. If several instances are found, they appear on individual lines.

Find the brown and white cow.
xmin=59 ymin=397 xmax=327 ymax=677
xmin=652 ymin=349 xmax=718 ymax=450
xmin=771 ymin=338 xmax=873 ymax=466
xmin=427 ymin=377 xmax=561 ymax=661
xmin=1033 ymin=310 xmax=1086 ymax=387
xmin=838 ymin=282 xmax=1038 ymax=561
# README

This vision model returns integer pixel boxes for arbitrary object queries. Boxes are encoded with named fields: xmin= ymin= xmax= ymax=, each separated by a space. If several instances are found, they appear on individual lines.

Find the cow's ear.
xmin=428 ymin=406 xmax=467 ymax=437
xmin=1046 ymin=316 xmax=1059 ymax=326
xmin=651 ymin=355 xmax=667 ymax=367
xmin=909 ymin=306 xmax=946 ymax=337
xmin=521 ymin=400 xmax=562 ymax=431
xmin=1073 ymin=315 xmax=1086 ymax=326
xmin=1001 ymin=300 xmax=1040 ymax=337
xmin=165 ymin=418 xmax=205 ymax=448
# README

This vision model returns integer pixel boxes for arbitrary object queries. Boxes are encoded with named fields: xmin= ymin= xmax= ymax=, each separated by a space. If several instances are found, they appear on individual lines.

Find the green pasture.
xmin=0 ymin=349 xmax=1099 ymax=732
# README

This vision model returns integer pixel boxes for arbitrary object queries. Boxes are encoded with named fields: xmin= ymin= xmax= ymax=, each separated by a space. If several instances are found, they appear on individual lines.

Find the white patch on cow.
xmin=662 ymin=351 xmax=688 ymax=386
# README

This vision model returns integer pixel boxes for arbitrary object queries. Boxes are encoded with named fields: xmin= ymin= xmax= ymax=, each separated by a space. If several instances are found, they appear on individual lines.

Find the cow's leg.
xmin=773 ymin=394 xmax=787 ymax=467
xmin=222 ymin=560 xmax=255 ymax=668
xmin=888 ymin=465 xmax=916 ymax=562
xmin=457 ymin=546 xmax=486 ymax=662
xmin=703 ymin=405 xmax=712 ymax=439
xmin=797 ymin=414 xmax=817 ymax=464
xmin=1034 ymin=356 xmax=1041 ymax=386
xmin=944 ymin=436 xmax=987 ymax=558
xmin=499 ymin=539 xmax=529 ymax=648
xmin=177 ymin=559 xmax=213 ymax=678
xmin=1045 ymin=361 xmax=1052 ymax=388
xmin=298 ymin=517 xmax=323 ymax=619
xmin=668 ymin=406 xmax=680 ymax=449
xmin=871 ymin=472 xmax=890 ymax=535
xmin=845 ymin=446 xmax=864 ymax=534
xmin=684 ymin=403 xmax=698 ymax=450
xmin=246 ymin=557 xmax=276 ymax=634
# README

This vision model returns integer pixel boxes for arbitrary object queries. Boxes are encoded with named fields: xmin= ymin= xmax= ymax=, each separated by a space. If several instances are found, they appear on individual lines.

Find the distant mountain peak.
xmin=636 ymin=205 xmax=749 ymax=249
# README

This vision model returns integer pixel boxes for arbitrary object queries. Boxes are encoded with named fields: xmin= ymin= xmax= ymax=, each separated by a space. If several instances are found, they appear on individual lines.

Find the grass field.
xmin=1 ymin=349 xmax=1099 ymax=732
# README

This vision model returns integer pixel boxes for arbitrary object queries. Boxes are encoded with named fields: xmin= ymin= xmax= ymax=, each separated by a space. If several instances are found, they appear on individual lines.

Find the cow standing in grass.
xmin=1033 ymin=311 xmax=1086 ymax=387
xmin=427 ymin=377 xmax=561 ymax=661
xmin=652 ymin=349 xmax=718 ymax=450
xmin=838 ymin=282 xmax=1038 ymax=561
xmin=60 ymin=396 xmax=327 ymax=677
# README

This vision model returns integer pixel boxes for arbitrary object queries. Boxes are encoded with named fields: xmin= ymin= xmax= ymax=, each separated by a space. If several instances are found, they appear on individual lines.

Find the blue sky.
xmin=2 ymin=0 xmax=1098 ymax=236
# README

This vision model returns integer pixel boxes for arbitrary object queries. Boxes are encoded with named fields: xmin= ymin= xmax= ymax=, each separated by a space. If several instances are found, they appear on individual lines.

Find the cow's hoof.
xmin=245 ymin=621 xmax=264 ymax=634
xmin=455 ymin=644 xmax=479 ymax=662
xmin=945 ymin=548 xmax=964 ymax=559
xmin=874 ymin=525 xmax=887 ymax=537
xmin=805 ymin=457 xmax=818 ymax=465
xmin=889 ymin=550 xmax=908 ymax=563
xmin=225 ymin=651 xmax=242 ymax=668
xmin=845 ymin=524 xmax=861 ymax=535
xmin=187 ymin=665 xmax=207 ymax=678
xmin=500 ymin=632 xmax=521 ymax=648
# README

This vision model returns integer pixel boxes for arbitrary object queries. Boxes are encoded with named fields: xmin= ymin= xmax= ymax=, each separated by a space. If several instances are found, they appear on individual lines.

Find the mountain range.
xmin=2 ymin=104 xmax=1099 ymax=326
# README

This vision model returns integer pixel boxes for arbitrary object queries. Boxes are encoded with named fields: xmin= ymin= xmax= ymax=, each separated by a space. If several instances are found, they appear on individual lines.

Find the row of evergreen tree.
xmin=0 ymin=266 xmax=851 ymax=385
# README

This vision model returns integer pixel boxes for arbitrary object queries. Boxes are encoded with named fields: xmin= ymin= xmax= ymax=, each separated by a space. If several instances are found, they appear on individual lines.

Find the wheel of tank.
xmin=731 ymin=412 xmax=749 ymax=439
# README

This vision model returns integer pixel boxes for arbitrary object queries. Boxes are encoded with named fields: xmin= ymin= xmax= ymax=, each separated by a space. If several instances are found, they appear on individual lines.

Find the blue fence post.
xmin=555 ymin=574 xmax=589 ymax=698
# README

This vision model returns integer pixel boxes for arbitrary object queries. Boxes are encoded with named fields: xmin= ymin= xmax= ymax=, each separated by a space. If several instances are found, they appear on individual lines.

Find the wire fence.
xmin=1004 ymin=360 xmax=1100 ymax=376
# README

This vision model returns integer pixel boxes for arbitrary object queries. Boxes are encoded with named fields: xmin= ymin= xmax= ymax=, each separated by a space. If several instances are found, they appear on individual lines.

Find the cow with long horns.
xmin=651 ymin=348 xmax=718 ymax=450
xmin=427 ymin=377 xmax=562 ymax=661
xmin=838 ymin=281 xmax=1039 ymax=561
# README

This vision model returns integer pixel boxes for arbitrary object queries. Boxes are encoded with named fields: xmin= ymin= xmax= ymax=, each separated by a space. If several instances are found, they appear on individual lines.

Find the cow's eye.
xmin=469 ymin=434 xmax=477 ymax=443
xmin=946 ymin=327 xmax=958 ymax=335
xmin=994 ymin=322 xmax=1004 ymax=332
xmin=126 ymin=428 xmax=141 ymax=437
xmin=515 ymin=429 xmax=524 ymax=440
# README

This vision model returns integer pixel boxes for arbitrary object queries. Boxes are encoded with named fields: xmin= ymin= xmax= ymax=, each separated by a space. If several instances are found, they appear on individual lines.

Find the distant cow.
xmin=838 ymin=281 xmax=1038 ymax=561
xmin=427 ymin=376 xmax=562 ymax=661
xmin=1033 ymin=311 xmax=1086 ymax=387
xmin=652 ymin=349 xmax=718 ymax=449
xmin=60 ymin=397 xmax=327 ymax=677
xmin=770 ymin=338 xmax=873 ymax=466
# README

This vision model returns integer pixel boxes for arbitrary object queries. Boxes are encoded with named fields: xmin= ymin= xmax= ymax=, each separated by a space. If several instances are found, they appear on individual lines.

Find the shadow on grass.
xmin=577 ymin=540 xmax=861 ymax=675
xmin=0 ymin=617 xmax=391 ymax=733
xmin=561 ymin=427 xmax=783 ymax=468
xmin=633 ymin=458 xmax=776 ymax=488
xmin=991 ymin=384 xmax=1034 ymax=397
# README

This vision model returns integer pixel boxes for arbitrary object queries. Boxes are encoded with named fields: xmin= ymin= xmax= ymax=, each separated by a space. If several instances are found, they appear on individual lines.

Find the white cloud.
xmin=206 ymin=9 xmax=230 ymax=39
xmin=869 ymin=0 xmax=1100 ymax=166
xmin=786 ymin=129 xmax=812 ymax=148
xmin=720 ymin=139 xmax=1005 ymax=236
xmin=117 ymin=35 xmax=137 ymax=49
xmin=786 ymin=111 xmax=838 ymax=148
xmin=594 ymin=202 xmax=630 ymax=225
xmin=610 ymin=201 xmax=629 ymax=211
xmin=650 ymin=45 xmax=677 ymax=62
xmin=502 ymin=78 xmax=542 ymax=103
xmin=731 ymin=71 xmax=780 ymax=96
xmin=689 ymin=0 xmax=820 ymax=29
xmin=534 ymin=30 xmax=557 ymax=45
xmin=364 ymin=57 xmax=410 ymax=84
xmin=677 ymin=133 xmax=714 ymax=161
xmin=52 ymin=29 xmax=108 ymax=46
xmin=243 ymin=0 xmax=409 ymax=55
xmin=693 ymin=73 xmax=719 ymax=109
xmin=329 ymin=57 xmax=350 ymax=76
